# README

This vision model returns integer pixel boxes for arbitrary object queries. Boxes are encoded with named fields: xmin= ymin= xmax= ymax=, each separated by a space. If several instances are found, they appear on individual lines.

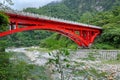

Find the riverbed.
xmin=6 ymin=47 xmax=120 ymax=80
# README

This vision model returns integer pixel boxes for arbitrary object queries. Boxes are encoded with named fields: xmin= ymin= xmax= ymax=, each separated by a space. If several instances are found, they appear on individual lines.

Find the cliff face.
xmin=62 ymin=0 xmax=120 ymax=12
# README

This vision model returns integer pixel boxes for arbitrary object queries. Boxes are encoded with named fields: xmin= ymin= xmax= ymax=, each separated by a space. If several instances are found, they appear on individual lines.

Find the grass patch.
xmin=102 ymin=60 xmax=120 ymax=64
xmin=25 ymin=47 xmax=51 ymax=52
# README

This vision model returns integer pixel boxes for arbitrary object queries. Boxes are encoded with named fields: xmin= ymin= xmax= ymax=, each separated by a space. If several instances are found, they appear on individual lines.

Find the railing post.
xmin=15 ymin=22 xmax=18 ymax=29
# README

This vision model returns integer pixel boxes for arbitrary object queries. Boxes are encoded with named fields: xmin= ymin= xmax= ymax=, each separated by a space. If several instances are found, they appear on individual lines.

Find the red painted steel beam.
xmin=0 ymin=12 xmax=102 ymax=47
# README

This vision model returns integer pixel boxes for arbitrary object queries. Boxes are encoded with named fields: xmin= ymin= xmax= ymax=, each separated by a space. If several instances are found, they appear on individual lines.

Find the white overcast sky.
xmin=0 ymin=0 xmax=60 ymax=10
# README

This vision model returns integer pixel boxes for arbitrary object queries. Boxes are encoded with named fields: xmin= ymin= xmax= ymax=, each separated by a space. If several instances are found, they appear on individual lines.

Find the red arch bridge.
xmin=0 ymin=10 xmax=102 ymax=47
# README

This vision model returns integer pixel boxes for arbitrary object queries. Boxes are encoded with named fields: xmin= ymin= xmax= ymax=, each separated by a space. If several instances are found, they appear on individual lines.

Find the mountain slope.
xmin=24 ymin=0 xmax=120 ymax=21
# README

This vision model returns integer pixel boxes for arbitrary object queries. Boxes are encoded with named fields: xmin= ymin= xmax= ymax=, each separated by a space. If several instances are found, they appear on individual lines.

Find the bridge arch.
xmin=0 ymin=25 xmax=88 ymax=47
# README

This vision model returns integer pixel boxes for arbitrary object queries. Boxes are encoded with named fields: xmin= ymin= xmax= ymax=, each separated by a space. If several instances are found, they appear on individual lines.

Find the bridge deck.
xmin=0 ymin=9 xmax=102 ymax=30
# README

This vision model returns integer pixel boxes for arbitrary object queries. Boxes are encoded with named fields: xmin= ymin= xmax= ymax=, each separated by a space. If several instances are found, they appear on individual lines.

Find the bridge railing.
xmin=0 ymin=8 xmax=102 ymax=29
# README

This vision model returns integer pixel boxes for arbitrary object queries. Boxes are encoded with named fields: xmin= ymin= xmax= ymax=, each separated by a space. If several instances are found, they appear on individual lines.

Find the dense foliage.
xmin=40 ymin=34 xmax=78 ymax=50
xmin=0 ymin=13 xmax=9 ymax=32
xmin=91 ymin=6 xmax=120 ymax=49
xmin=7 ymin=30 xmax=53 ymax=47
xmin=0 ymin=13 xmax=10 ymax=80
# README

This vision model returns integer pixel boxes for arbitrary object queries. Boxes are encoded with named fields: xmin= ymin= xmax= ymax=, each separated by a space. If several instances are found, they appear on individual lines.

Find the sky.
xmin=0 ymin=0 xmax=60 ymax=10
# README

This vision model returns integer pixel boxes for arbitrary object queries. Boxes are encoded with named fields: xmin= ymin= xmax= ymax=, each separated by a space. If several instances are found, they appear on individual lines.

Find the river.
xmin=6 ymin=47 xmax=120 ymax=80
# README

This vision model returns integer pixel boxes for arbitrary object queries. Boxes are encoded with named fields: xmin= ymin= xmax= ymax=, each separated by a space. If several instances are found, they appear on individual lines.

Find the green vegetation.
xmin=24 ymin=3 xmax=79 ymax=21
xmin=117 ymin=53 xmax=120 ymax=60
xmin=47 ymin=49 xmax=71 ymax=80
xmin=24 ymin=0 xmax=120 ymax=21
xmin=83 ymin=52 xmax=96 ymax=61
xmin=102 ymin=60 xmax=120 ymax=64
xmin=91 ymin=6 xmax=120 ymax=49
xmin=74 ymin=68 xmax=107 ymax=80
xmin=26 ymin=47 xmax=50 ymax=52
xmin=0 ymin=12 xmax=10 ymax=80
xmin=0 ymin=12 xmax=9 ymax=32
xmin=6 ymin=30 xmax=53 ymax=47
xmin=0 ymin=52 xmax=10 ymax=80
xmin=9 ymin=61 xmax=50 ymax=80
xmin=40 ymin=34 xmax=78 ymax=50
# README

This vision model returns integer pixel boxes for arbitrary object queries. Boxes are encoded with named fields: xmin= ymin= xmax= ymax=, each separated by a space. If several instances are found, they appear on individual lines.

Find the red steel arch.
xmin=0 ymin=11 xmax=102 ymax=47
xmin=0 ymin=26 xmax=88 ymax=46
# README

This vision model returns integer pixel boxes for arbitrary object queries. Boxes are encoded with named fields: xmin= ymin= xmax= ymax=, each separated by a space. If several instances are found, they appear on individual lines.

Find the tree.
xmin=0 ymin=12 xmax=10 ymax=80
xmin=0 ymin=12 xmax=9 ymax=51
xmin=0 ymin=0 xmax=13 ymax=9
xmin=47 ymin=49 xmax=71 ymax=80
xmin=0 ymin=13 xmax=9 ymax=32
xmin=89 ymin=6 xmax=120 ymax=49
xmin=79 ymin=11 xmax=93 ymax=23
